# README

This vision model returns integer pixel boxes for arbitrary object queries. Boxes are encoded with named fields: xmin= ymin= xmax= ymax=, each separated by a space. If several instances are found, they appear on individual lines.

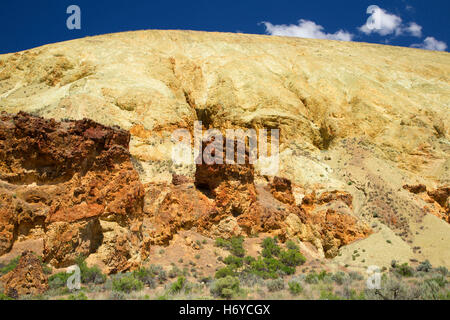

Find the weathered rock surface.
xmin=403 ymin=184 xmax=450 ymax=223
xmin=143 ymin=137 xmax=371 ymax=257
xmin=1 ymin=30 xmax=448 ymax=184
xmin=0 ymin=112 xmax=145 ymax=272
xmin=269 ymin=176 xmax=296 ymax=205
xmin=299 ymin=191 xmax=372 ymax=258
xmin=0 ymin=30 xmax=449 ymax=268
xmin=1 ymin=250 xmax=48 ymax=297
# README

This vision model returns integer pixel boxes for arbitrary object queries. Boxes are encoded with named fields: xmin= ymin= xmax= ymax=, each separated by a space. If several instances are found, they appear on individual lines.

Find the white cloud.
xmin=411 ymin=37 xmax=448 ymax=51
xmin=404 ymin=22 xmax=422 ymax=37
xmin=262 ymin=19 xmax=353 ymax=41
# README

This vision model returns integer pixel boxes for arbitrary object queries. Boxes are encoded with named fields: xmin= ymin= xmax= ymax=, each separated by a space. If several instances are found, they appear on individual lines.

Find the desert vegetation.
xmin=0 ymin=237 xmax=448 ymax=301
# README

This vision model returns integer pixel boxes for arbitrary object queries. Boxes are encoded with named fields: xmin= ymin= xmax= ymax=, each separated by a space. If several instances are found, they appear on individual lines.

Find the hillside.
xmin=0 ymin=30 xmax=449 ymax=279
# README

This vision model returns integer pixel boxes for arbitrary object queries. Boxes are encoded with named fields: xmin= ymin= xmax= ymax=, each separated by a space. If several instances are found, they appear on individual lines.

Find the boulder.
xmin=1 ymin=250 xmax=48 ymax=298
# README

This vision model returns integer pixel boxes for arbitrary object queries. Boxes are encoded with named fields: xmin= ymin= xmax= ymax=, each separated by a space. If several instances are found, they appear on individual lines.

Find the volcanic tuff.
xmin=0 ymin=30 xmax=449 ymax=270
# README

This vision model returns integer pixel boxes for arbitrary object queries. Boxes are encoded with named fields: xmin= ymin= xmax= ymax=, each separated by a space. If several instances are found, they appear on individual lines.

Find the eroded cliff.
xmin=0 ymin=30 xmax=449 ymax=270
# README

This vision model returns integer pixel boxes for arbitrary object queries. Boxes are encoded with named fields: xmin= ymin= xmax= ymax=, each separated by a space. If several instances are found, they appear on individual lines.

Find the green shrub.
xmin=169 ymin=276 xmax=186 ymax=294
xmin=279 ymin=249 xmax=306 ymax=267
xmin=230 ymin=237 xmax=245 ymax=257
xmin=417 ymin=260 xmax=432 ymax=272
xmin=247 ymin=257 xmax=279 ymax=279
xmin=132 ymin=268 xmax=156 ymax=288
xmin=426 ymin=275 xmax=447 ymax=288
xmin=305 ymin=272 xmax=319 ymax=284
xmin=288 ymin=281 xmax=303 ymax=295
xmin=435 ymin=266 xmax=448 ymax=276
xmin=261 ymin=237 xmax=281 ymax=258
xmin=42 ymin=264 xmax=52 ymax=275
xmin=395 ymin=263 xmax=415 ymax=277
xmin=158 ymin=269 xmax=168 ymax=284
xmin=0 ymin=293 xmax=14 ymax=300
xmin=266 ymin=279 xmax=285 ymax=292
xmin=48 ymin=272 xmax=71 ymax=289
xmin=238 ymin=272 xmax=263 ymax=287
xmin=304 ymin=270 xmax=330 ymax=284
xmin=112 ymin=274 xmax=144 ymax=293
xmin=223 ymin=255 xmax=243 ymax=268
xmin=244 ymin=240 xmax=306 ymax=279
xmin=344 ymin=288 xmax=366 ymax=300
xmin=279 ymin=265 xmax=296 ymax=276
xmin=215 ymin=236 xmax=245 ymax=257
xmin=243 ymin=256 xmax=256 ymax=265
xmin=317 ymin=270 xmax=331 ymax=281
xmin=109 ymin=291 xmax=125 ymax=300
xmin=438 ymin=290 xmax=450 ymax=300
xmin=37 ymin=257 xmax=52 ymax=275
xmin=348 ymin=271 xmax=364 ymax=281
xmin=319 ymin=290 xmax=343 ymax=300
xmin=215 ymin=237 xmax=305 ymax=281
xmin=168 ymin=265 xmax=182 ymax=279
xmin=148 ymin=264 xmax=162 ymax=274
xmin=215 ymin=266 xmax=236 ymax=279
xmin=418 ymin=279 xmax=442 ymax=299
xmin=67 ymin=292 xmax=88 ymax=300
xmin=285 ymin=240 xmax=299 ymax=251
xmin=365 ymin=277 xmax=411 ymax=300
xmin=215 ymin=237 xmax=229 ymax=248
xmin=331 ymin=271 xmax=348 ymax=285
xmin=0 ymin=256 xmax=20 ymax=275
xmin=75 ymin=256 xmax=106 ymax=284
xmin=210 ymin=276 xmax=240 ymax=299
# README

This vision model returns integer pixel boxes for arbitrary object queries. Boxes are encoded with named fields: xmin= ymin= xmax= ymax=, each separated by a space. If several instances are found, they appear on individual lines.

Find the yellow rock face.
xmin=1 ymin=30 xmax=449 ymax=179
xmin=0 ymin=30 xmax=449 ymax=267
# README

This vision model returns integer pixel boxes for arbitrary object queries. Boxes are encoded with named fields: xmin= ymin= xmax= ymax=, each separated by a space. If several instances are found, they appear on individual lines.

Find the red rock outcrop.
xmin=144 ymin=161 xmax=371 ymax=258
xmin=403 ymin=183 xmax=449 ymax=223
xmin=427 ymin=186 xmax=450 ymax=209
xmin=403 ymin=184 xmax=427 ymax=194
xmin=1 ymin=250 xmax=48 ymax=298
xmin=194 ymin=135 xmax=257 ymax=219
xmin=143 ymin=135 xmax=262 ymax=245
xmin=268 ymin=176 xmax=296 ymax=205
xmin=0 ymin=112 xmax=145 ymax=272
xmin=143 ymin=182 xmax=218 ymax=245
xmin=171 ymin=173 xmax=191 ymax=186
xmin=426 ymin=186 xmax=449 ymax=223
xmin=285 ymin=188 xmax=371 ymax=258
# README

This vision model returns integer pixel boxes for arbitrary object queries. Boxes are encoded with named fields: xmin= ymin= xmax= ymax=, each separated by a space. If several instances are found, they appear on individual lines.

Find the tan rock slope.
xmin=0 ymin=30 xmax=449 ymax=270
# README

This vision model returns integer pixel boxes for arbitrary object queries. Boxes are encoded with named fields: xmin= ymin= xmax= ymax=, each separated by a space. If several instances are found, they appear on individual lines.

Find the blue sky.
xmin=0 ymin=0 xmax=448 ymax=54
